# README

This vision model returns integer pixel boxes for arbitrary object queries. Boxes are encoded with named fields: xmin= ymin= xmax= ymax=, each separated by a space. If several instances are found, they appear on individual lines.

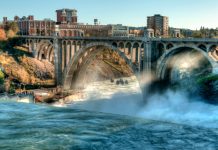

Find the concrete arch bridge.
xmin=19 ymin=36 xmax=218 ymax=91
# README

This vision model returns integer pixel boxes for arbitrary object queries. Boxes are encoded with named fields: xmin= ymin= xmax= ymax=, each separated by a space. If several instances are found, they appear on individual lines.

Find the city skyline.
xmin=0 ymin=0 xmax=218 ymax=29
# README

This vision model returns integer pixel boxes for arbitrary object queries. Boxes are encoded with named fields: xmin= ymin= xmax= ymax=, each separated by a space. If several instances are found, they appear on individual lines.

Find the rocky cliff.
xmin=0 ymin=52 xmax=55 ymax=85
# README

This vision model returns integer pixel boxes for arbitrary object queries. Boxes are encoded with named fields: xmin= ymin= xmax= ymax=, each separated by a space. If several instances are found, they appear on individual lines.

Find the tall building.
xmin=147 ymin=14 xmax=169 ymax=37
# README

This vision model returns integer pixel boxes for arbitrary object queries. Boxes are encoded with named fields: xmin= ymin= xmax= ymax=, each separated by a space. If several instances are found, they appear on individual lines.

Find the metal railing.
xmin=150 ymin=37 xmax=218 ymax=42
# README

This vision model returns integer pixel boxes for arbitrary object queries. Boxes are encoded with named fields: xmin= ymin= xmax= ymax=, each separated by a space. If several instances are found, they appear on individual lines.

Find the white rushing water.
xmin=70 ymin=76 xmax=218 ymax=128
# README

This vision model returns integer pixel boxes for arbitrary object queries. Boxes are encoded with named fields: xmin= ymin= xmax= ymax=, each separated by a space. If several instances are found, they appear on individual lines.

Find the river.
xmin=1 ymin=77 xmax=218 ymax=149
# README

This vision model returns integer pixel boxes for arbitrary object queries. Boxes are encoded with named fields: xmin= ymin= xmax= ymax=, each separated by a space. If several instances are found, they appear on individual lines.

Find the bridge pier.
xmin=138 ymin=44 xmax=142 ymax=72
xmin=54 ymin=38 xmax=63 ymax=85
xmin=30 ymin=42 xmax=38 ymax=58
xmin=143 ymin=40 xmax=152 ymax=74
xmin=131 ymin=47 xmax=136 ymax=64
xmin=66 ymin=42 xmax=71 ymax=65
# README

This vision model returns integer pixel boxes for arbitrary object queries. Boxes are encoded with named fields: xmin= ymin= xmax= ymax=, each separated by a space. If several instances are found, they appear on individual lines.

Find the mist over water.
xmin=70 ymin=77 xmax=218 ymax=129
xmin=139 ymin=90 xmax=218 ymax=128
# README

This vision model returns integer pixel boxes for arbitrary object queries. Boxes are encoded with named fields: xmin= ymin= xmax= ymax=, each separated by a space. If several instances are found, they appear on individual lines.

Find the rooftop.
xmin=56 ymin=8 xmax=77 ymax=12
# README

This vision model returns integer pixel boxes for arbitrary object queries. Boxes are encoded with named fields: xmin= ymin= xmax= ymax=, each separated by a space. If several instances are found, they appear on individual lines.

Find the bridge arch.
xmin=133 ymin=42 xmax=141 ymax=64
xmin=118 ymin=42 xmax=125 ymax=53
xmin=209 ymin=45 xmax=217 ymax=52
xmin=125 ymin=42 xmax=132 ymax=55
xmin=208 ymin=45 xmax=218 ymax=61
xmin=157 ymin=45 xmax=216 ymax=80
xmin=112 ymin=42 xmax=118 ymax=48
xmin=63 ymin=42 xmax=137 ymax=90
xmin=157 ymin=43 xmax=165 ymax=57
xmin=198 ymin=44 xmax=207 ymax=52
xmin=166 ymin=43 xmax=174 ymax=50
xmin=36 ymin=40 xmax=53 ymax=61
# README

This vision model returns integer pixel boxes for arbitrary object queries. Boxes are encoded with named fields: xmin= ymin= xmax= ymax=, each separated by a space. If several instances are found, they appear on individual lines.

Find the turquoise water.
xmin=1 ymin=78 xmax=218 ymax=150
xmin=0 ymin=102 xmax=218 ymax=150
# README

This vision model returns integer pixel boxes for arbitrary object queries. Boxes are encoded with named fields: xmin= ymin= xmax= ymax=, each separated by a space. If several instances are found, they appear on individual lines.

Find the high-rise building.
xmin=147 ymin=14 xmax=169 ymax=37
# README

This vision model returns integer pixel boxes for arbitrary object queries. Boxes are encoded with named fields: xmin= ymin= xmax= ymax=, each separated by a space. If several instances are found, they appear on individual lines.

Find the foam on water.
xmin=71 ymin=77 xmax=218 ymax=128
xmin=138 ymin=90 xmax=218 ymax=128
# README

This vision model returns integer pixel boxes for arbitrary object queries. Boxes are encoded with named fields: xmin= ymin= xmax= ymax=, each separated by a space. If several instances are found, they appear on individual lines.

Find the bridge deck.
xmin=19 ymin=35 xmax=218 ymax=43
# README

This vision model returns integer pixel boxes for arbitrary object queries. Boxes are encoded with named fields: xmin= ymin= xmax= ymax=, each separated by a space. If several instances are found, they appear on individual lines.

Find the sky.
xmin=0 ymin=0 xmax=218 ymax=30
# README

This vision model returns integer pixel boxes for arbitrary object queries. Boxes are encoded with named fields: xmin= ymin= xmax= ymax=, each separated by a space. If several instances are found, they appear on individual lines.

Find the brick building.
xmin=58 ymin=24 xmax=112 ymax=37
xmin=129 ymin=27 xmax=144 ymax=37
xmin=56 ymin=8 xmax=112 ymax=37
xmin=2 ymin=8 xmax=142 ymax=37
xmin=3 ymin=16 xmax=55 ymax=36
xmin=56 ymin=9 xmax=78 ymax=24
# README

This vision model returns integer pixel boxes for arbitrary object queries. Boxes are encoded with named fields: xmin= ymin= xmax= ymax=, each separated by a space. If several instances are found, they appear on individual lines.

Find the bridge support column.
xmin=54 ymin=38 xmax=62 ymax=85
xmin=71 ymin=42 xmax=75 ymax=59
xmin=143 ymin=40 xmax=152 ymax=74
xmin=28 ymin=41 xmax=32 ymax=52
xmin=66 ymin=42 xmax=70 ymax=66
xmin=74 ymin=43 xmax=78 ymax=52
xmin=132 ymin=48 xmax=136 ymax=63
xmin=76 ymin=42 xmax=80 ymax=52
xmin=138 ymin=45 xmax=142 ymax=72
xmin=124 ymin=46 xmax=128 ymax=55
xmin=62 ymin=42 xmax=66 ymax=71
xmin=33 ymin=43 xmax=38 ymax=58
xmin=130 ymin=46 xmax=133 ymax=63
xmin=121 ymin=44 xmax=125 ymax=53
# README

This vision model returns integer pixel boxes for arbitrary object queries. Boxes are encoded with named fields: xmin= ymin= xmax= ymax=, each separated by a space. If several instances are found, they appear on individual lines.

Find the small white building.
xmin=111 ymin=24 xmax=129 ymax=37
xmin=145 ymin=28 xmax=154 ymax=38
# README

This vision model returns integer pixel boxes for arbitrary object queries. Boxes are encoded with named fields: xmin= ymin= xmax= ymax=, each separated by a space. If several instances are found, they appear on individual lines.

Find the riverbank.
xmin=0 ymin=39 xmax=56 ymax=93
xmin=0 ymin=93 xmax=34 ymax=103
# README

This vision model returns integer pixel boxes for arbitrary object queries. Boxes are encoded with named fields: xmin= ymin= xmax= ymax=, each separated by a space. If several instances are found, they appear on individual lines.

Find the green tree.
xmin=5 ymin=22 xmax=19 ymax=35
xmin=9 ymin=83 xmax=15 ymax=94
xmin=0 ymin=70 xmax=5 ymax=84
xmin=7 ymin=29 xmax=16 ymax=38
xmin=192 ymin=31 xmax=203 ymax=38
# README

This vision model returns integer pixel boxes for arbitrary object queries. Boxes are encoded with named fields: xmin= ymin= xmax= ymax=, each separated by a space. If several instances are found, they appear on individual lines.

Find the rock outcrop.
xmin=0 ymin=53 xmax=55 ymax=85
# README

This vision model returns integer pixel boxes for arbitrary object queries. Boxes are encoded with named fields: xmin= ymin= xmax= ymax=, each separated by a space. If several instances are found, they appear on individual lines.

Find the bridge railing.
xmin=19 ymin=35 xmax=218 ymax=43
xmin=150 ymin=37 xmax=218 ymax=42
xmin=19 ymin=35 xmax=145 ymax=41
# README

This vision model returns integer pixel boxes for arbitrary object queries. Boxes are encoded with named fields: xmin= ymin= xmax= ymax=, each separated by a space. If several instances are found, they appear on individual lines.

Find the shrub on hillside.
xmin=0 ymin=70 xmax=4 ymax=84
xmin=4 ymin=22 xmax=19 ymax=34
xmin=0 ymin=29 xmax=6 ymax=41
xmin=7 ymin=29 xmax=16 ymax=38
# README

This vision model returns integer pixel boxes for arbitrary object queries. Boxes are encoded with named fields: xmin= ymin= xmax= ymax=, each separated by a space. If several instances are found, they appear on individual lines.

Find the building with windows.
xmin=2 ymin=16 xmax=55 ymax=36
xmin=147 ymin=14 xmax=169 ymax=37
xmin=129 ymin=27 xmax=144 ymax=37
xmin=55 ymin=8 xmax=112 ymax=37
xmin=2 ymin=8 xmax=144 ymax=38
xmin=57 ymin=23 xmax=112 ymax=37
xmin=111 ymin=24 xmax=129 ymax=37
xmin=56 ymin=9 xmax=78 ymax=24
